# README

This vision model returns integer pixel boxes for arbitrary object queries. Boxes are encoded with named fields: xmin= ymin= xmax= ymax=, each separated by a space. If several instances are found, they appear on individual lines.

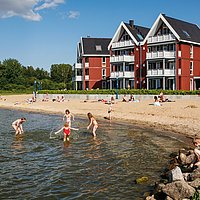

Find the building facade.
xmin=144 ymin=14 xmax=200 ymax=90
xmin=73 ymin=14 xmax=200 ymax=91
xmin=72 ymin=37 xmax=111 ymax=90
xmin=108 ymin=20 xmax=150 ymax=89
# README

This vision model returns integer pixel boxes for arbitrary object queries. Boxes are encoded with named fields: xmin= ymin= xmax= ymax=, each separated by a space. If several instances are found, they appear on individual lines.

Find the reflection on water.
xmin=0 ymin=109 xmax=190 ymax=199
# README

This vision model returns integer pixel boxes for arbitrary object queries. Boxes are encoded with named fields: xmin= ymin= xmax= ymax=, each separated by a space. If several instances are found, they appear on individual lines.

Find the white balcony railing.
xmin=147 ymin=34 xmax=176 ymax=44
xmin=75 ymin=75 xmax=83 ymax=81
xmin=75 ymin=63 xmax=83 ymax=69
xmin=85 ymin=75 xmax=89 ymax=80
xmin=112 ymin=40 xmax=134 ymax=49
xmin=110 ymin=71 xmax=134 ymax=79
xmin=147 ymin=69 xmax=175 ymax=76
xmin=146 ymin=51 xmax=175 ymax=59
xmin=85 ymin=62 xmax=89 ymax=68
xmin=110 ymin=55 xmax=134 ymax=63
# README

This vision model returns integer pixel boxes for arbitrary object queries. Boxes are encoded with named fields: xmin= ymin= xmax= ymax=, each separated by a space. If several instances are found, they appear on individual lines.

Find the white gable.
xmin=108 ymin=21 xmax=139 ymax=49
xmin=143 ymin=13 xmax=180 ymax=44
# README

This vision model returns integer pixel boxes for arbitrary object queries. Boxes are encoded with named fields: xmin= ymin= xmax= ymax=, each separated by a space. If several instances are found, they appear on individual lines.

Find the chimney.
xmin=129 ymin=20 xmax=134 ymax=28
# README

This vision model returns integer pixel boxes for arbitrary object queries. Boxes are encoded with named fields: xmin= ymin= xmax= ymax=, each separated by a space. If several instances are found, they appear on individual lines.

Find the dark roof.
xmin=82 ymin=37 xmax=111 ymax=55
xmin=164 ymin=15 xmax=200 ymax=43
xmin=124 ymin=23 xmax=150 ymax=42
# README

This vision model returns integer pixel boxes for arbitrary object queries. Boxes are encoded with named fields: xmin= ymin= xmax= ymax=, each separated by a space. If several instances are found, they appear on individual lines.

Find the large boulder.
xmin=168 ymin=166 xmax=184 ymax=182
xmin=162 ymin=180 xmax=196 ymax=200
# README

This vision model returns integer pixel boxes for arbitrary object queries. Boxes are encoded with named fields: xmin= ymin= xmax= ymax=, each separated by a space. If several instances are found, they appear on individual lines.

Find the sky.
xmin=0 ymin=0 xmax=200 ymax=71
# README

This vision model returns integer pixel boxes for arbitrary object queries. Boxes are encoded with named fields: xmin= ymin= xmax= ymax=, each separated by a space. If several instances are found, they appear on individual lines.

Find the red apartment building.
xmin=108 ymin=20 xmax=150 ymax=89
xmin=72 ymin=37 xmax=111 ymax=90
xmin=144 ymin=14 xmax=200 ymax=90
xmin=73 ymin=14 xmax=200 ymax=91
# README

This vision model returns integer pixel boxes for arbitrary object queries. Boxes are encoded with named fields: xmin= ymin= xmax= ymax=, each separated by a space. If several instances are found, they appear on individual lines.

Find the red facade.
xmin=176 ymin=43 xmax=200 ymax=90
xmin=83 ymin=56 xmax=110 ymax=90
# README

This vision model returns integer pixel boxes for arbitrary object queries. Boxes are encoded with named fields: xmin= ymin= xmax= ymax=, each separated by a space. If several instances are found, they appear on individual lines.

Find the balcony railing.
xmin=146 ymin=51 xmax=175 ymax=59
xmin=110 ymin=71 xmax=134 ymax=79
xmin=112 ymin=40 xmax=134 ymax=49
xmin=147 ymin=34 xmax=176 ymax=44
xmin=147 ymin=69 xmax=175 ymax=76
xmin=75 ymin=63 xmax=83 ymax=69
xmin=85 ymin=75 xmax=89 ymax=80
xmin=85 ymin=62 xmax=89 ymax=68
xmin=72 ymin=75 xmax=83 ymax=82
xmin=110 ymin=55 xmax=134 ymax=63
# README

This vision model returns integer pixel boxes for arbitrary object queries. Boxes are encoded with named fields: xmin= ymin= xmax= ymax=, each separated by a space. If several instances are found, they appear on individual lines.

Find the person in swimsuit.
xmin=55 ymin=122 xmax=78 ymax=142
xmin=87 ymin=112 xmax=98 ymax=137
xmin=12 ymin=118 xmax=26 ymax=135
xmin=63 ymin=109 xmax=74 ymax=127
xmin=192 ymin=138 xmax=200 ymax=167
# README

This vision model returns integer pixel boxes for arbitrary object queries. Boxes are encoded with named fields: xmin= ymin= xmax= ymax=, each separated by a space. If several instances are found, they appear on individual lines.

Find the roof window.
xmin=137 ymin=33 xmax=143 ymax=40
xmin=182 ymin=30 xmax=191 ymax=38
xmin=96 ymin=45 xmax=102 ymax=51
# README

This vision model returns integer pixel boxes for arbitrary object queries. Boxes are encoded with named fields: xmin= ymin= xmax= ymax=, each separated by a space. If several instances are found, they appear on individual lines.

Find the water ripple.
xmin=0 ymin=108 xmax=189 ymax=199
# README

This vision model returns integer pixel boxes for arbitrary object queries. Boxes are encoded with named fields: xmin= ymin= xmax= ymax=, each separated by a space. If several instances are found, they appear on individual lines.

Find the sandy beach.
xmin=0 ymin=94 xmax=200 ymax=138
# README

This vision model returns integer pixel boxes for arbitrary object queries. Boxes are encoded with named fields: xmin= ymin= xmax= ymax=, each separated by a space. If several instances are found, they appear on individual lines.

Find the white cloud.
xmin=68 ymin=11 xmax=80 ymax=19
xmin=0 ymin=0 xmax=65 ymax=21
xmin=34 ymin=0 xmax=65 ymax=11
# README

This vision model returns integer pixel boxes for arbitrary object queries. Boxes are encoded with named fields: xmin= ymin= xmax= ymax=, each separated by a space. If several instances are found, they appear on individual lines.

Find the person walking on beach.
xmin=87 ymin=112 xmax=98 ymax=137
xmin=108 ymin=103 xmax=113 ymax=121
xmin=55 ymin=122 xmax=78 ymax=142
xmin=63 ymin=109 xmax=74 ymax=127
xmin=12 ymin=118 xmax=26 ymax=135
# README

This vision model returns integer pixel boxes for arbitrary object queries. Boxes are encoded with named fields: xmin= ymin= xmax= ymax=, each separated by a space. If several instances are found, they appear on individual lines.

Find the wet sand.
xmin=0 ymin=94 xmax=200 ymax=138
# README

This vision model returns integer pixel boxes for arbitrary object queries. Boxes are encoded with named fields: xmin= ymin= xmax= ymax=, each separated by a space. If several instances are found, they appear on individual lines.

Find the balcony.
xmin=147 ymin=69 xmax=175 ymax=76
xmin=110 ymin=71 xmax=134 ymax=79
xmin=147 ymin=34 xmax=176 ymax=44
xmin=85 ymin=75 xmax=89 ymax=80
xmin=112 ymin=40 xmax=134 ymax=49
xmin=146 ymin=51 xmax=175 ymax=59
xmin=75 ymin=63 xmax=83 ymax=69
xmin=72 ymin=75 xmax=83 ymax=82
xmin=85 ymin=62 xmax=89 ymax=68
xmin=110 ymin=55 xmax=134 ymax=63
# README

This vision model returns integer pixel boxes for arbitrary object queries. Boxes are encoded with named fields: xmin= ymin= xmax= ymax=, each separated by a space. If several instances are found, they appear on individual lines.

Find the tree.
xmin=50 ymin=64 xmax=72 ymax=89
xmin=1 ymin=58 xmax=25 ymax=85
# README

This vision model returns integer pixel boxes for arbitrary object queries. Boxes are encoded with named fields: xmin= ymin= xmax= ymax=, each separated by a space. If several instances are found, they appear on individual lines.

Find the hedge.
xmin=38 ymin=89 xmax=200 ymax=95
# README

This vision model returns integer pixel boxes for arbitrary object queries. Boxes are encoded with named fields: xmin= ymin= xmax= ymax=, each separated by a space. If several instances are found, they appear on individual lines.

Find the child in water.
xmin=55 ymin=122 xmax=79 ymax=142
xmin=12 ymin=118 xmax=26 ymax=135
xmin=87 ymin=112 xmax=98 ymax=137
xmin=63 ymin=109 xmax=74 ymax=127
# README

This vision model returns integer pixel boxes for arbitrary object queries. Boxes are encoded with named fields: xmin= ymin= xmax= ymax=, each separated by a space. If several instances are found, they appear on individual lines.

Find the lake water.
xmin=0 ymin=109 xmax=189 ymax=199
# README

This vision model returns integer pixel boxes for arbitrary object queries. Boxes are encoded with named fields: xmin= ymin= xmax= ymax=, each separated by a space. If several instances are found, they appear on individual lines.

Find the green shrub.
xmin=38 ymin=89 xmax=200 ymax=95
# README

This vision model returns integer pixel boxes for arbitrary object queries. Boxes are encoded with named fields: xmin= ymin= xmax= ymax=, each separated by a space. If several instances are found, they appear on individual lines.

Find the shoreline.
xmin=0 ymin=94 xmax=200 ymax=140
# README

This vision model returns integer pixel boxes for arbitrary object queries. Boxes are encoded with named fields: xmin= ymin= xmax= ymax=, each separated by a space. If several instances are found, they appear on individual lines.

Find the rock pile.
xmin=146 ymin=148 xmax=200 ymax=200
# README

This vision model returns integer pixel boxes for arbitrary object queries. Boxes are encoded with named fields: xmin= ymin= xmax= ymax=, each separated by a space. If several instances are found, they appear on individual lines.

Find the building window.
xmin=190 ymin=61 xmax=193 ymax=75
xmin=102 ymin=68 xmax=106 ymax=76
xmin=85 ymin=68 xmax=89 ymax=75
xmin=102 ymin=57 xmax=106 ymax=63
xmin=102 ymin=69 xmax=106 ymax=80
xmin=96 ymin=45 xmax=102 ymax=51
xmin=86 ymin=81 xmax=89 ymax=90
xmin=190 ymin=45 xmax=193 ymax=58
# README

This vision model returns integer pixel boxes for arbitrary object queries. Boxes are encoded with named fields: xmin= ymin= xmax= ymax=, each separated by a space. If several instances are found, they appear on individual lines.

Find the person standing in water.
xmin=55 ymin=122 xmax=78 ymax=142
xmin=63 ymin=109 xmax=74 ymax=127
xmin=87 ymin=112 xmax=98 ymax=137
xmin=12 ymin=118 xmax=26 ymax=135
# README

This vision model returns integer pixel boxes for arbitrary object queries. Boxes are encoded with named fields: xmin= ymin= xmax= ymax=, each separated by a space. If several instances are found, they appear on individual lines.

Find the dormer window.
xmin=96 ymin=45 xmax=102 ymax=51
